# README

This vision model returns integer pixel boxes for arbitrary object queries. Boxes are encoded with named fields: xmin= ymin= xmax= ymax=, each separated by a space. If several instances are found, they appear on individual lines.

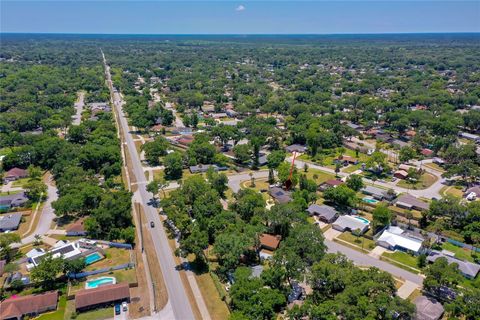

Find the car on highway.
xmin=150 ymin=221 xmax=155 ymax=228
xmin=122 ymin=301 xmax=128 ymax=312
xmin=115 ymin=304 xmax=121 ymax=315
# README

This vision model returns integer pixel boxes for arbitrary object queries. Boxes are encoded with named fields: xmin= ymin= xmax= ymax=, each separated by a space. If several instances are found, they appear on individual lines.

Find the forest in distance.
xmin=1 ymin=33 xmax=480 ymax=320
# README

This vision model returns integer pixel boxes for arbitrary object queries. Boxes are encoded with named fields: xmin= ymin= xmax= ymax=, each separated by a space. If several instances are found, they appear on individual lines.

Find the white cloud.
xmin=235 ymin=5 xmax=246 ymax=12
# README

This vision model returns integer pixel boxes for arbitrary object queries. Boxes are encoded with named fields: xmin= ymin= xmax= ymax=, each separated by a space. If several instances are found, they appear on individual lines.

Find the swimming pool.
xmin=84 ymin=252 xmax=103 ymax=265
xmin=85 ymin=276 xmax=116 ymax=289
xmin=354 ymin=216 xmax=370 ymax=224
xmin=363 ymin=197 xmax=379 ymax=204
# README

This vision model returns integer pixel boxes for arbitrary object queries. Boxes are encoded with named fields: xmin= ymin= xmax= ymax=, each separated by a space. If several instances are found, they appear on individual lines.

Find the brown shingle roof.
xmin=75 ymin=283 xmax=130 ymax=310
xmin=66 ymin=218 xmax=86 ymax=233
xmin=0 ymin=291 xmax=58 ymax=319
xmin=259 ymin=234 xmax=281 ymax=250
xmin=5 ymin=167 xmax=28 ymax=178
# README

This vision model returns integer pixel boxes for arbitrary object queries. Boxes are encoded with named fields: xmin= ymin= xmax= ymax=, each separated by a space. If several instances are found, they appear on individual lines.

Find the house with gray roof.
xmin=414 ymin=296 xmax=444 ymax=320
xmin=426 ymin=250 xmax=480 ymax=279
xmin=395 ymin=194 xmax=429 ymax=211
xmin=0 ymin=192 xmax=28 ymax=211
xmin=285 ymin=144 xmax=307 ymax=153
xmin=332 ymin=215 xmax=370 ymax=234
xmin=189 ymin=164 xmax=227 ymax=174
xmin=0 ymin=213 xmax=22 ymax=232
xmin=268 ymin=187 xmax=292 ymax=204
xmin=306 ymin=204 xmax=338 ymax=223
xmin=361 ymin=186 xmax=396 ymax=201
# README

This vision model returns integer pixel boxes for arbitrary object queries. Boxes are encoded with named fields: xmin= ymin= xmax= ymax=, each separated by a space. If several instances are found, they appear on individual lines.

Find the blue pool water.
xmin=354 ymin=216 xmax=370 ymax=224
xmin=84 ymin=252 xmax=103 ymax=265
xmin=85 ymin=277 xmax=116 ymax=289
xmin=363 ymin=197 xmax=379 ymax=204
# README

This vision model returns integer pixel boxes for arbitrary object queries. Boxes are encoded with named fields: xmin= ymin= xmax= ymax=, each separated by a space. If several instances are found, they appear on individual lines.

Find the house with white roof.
xmin=332 ymin=215 xmax=370 ymax=234
xmin=376 ymin=226 xmax=424 ymax=255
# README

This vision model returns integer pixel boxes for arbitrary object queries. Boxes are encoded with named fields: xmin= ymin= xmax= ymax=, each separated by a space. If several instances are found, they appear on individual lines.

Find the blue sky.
xmin=1 ymin=1 xmax=479 ymax=34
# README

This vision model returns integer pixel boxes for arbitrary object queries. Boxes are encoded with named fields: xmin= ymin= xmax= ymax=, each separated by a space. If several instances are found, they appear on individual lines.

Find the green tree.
xmin=0 ymin=233 xmax=21 ymax=262
xmin=277 ymin=162 xmax=298 ymax=188
xmin=30 ymin=253 xmax=64 ymax=289
xmin=345 ymin=174 xmax=364 ymax=191
xmin=323 ymin=185 xmax=358 ymax=208
xmin=164 ymin=152 xmax=183 ymax=180
xmin=372 ymin=204 xmax=392 ymax=231
xmin=24 ymin=179 xmax=47 ymax=202
xmin=399 ymin=146 xmax=416 ymax=163
xmin=267 ymin=150 xmax=286 ymax=169
xmin=63 ymin=258 xmax=86 ymax=275
xmin=233 ymin=144 xmax=252 ymax=165
xmin=142 ymin=136 xmax=168 ymax=165
xmin=423 ymin=257 xmax=462 ymax=296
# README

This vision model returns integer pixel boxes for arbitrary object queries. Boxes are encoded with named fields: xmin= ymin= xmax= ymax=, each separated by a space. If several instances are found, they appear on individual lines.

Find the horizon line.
xmin=2 ymin=32 xmax=480 ymax=36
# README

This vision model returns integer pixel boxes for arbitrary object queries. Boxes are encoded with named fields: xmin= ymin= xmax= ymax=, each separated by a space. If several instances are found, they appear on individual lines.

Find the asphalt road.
xmin=72 ymin=91 xmax=85 ymax=126
xmin=325 ymin=239 xmax=424 ymax=285
xmin=102 ymin=52 xmax=195 ymax=320
xmin=16 ymin=175 xmax=58 ymax=246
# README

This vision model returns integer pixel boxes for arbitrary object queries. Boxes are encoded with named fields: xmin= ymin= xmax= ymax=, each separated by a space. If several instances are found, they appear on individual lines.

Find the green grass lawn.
xmin=423 ymin=163 xmax=445 ymax=173
xmin=0 ymin=190 xmax=22 ymax=197
xmin=303 ymin=168 xmax=335 ymax=184
xmin=382 ymin=251 xmax=419 ymax=270
xmin=85 ymin=248 xmax=131 ymax=272
xmin=397 ymin=172 xmax=437 ymax=190
xmin=440 ymin=186 xmax=464 ymax=198
xmin=337 ymin=232 xmax=376 ymax=251
xmin=12 ymin=178 xmax=30 ymax=188
xmin=75 ymin=306 xmax=113 ymax=320
xmin=441 ymin=242 xmax=475 ymax=263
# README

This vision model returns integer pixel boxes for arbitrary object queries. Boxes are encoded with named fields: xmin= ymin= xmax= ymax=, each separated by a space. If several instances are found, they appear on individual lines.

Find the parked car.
xmin=115 ymin=304 xmax=121 ymax=315
xmin=122 ymin=301 xmax=128 ymax=312
xmin=150 ymin=221 xmax=155 ymax=228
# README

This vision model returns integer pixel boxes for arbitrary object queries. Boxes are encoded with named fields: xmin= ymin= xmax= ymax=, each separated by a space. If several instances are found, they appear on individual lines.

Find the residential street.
xmin=72 ymin=91 xmax=85 ymax=126
xmin=102 ymin=51 xmax=197 ymax=320
xmin=289 ymin=156 xmax=445 ymax=199
xmin=325 ymin=239 xmax=424 ymax=285
xmin=15 ymin=174 xmax=58 ymax=247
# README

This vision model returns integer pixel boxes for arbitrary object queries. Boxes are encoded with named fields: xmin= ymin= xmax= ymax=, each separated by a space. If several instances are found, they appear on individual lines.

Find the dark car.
xmin=150 ymin=221 xmax=155 ymax=228
xmin=115 ymin=304 xmax=121 ymax=315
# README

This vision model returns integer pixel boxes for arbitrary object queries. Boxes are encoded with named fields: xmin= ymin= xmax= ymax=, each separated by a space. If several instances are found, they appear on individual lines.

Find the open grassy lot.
xmin=382 ymin=251 xmax=419 ymax=271
xmin=441 ymin=242 xmax=475 ymax=263
xmin=85 ymin=247 xmax=131 ymax=271
xmin=0 ymin=190 xmax=22 ymax=197
xmin=397 ymin=172 xmax=437 ymax=190
xmin=303 ymin=168 xmax=335 ymax=184
xmin=337 ymin=232 xmax=376 ymax=252
xmin=299 ymin=148 xmax=370 ymax=170
xmin=194 ymin=271 xmax=230 ymax=320
xmin=440 ymin=185 xmax=464 ymax=198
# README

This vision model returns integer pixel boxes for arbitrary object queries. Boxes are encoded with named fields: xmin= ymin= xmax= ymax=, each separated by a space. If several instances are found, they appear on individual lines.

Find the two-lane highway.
xmin=102 ymin=51 xmax=195 ymax=320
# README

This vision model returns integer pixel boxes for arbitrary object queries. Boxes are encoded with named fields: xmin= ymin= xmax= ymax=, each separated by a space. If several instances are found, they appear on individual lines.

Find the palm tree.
xmin=33 ymin=234 xmax=42 ymax=246
xmin=406 ymin=210 xmax=414 ymax=230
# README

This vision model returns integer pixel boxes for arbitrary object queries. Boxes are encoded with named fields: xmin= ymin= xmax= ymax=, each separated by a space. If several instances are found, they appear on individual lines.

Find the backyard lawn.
xmin=441 ymin=242 xmax=475 ymax=263
xmin=397 ymin=172 xmax=437 ymax=190
xmin=85 ymin=248 xmax=131 ymax=271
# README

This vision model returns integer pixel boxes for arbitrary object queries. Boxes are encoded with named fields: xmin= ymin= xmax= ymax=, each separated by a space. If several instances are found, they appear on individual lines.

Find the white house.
xmin=376 ymin=226 xmax=424 ymax=254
